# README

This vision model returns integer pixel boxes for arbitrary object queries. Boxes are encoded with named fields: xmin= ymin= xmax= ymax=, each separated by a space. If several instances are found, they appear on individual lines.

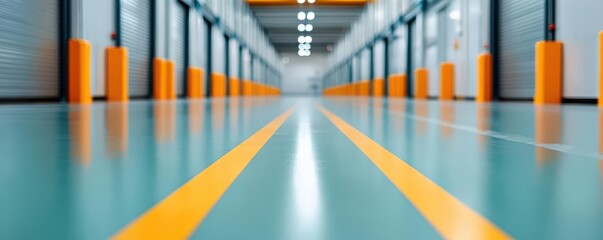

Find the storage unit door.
xmin=229 ymin=39 xmax=239 ymax=80
xmin=121 ymin=0 xmax=152 ymax=97
xmin=408 ymin=19 xmax=416 ymax=81
xmin=425 ymin=8 xmax=440 ymax=97
xmin=373 ymin=40 xmax=385 ymax=79
xmin=0 ymin=0 xmax=60 ymax=99
xmin=360 ymin=49 xmax=370 ymax=81
xmin=203 ymin=19 xmax=212 ymax=96
xmin=498 ymin=0 xmax=544 ymax=99
xmin=389 ymin=25 xmax=407 ymax=75
xmin=170 ymin=1 xmax=187 ymax=96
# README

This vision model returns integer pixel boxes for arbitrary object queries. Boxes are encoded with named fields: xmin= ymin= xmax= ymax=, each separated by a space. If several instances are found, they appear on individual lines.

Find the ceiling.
xmin=250 ymin=4 xmax=365 ymax=53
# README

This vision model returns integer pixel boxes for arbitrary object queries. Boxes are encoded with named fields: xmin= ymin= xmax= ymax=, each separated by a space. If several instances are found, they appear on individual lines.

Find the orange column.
xmin=599 ymin=31 xmax=603 ymax=107
xmin=242 ymin=80 xmax=252 ymax=96
xmin=390 ymin=77 xmax=397 ymax=97
xmin=187 ymin=67 xmax=204 ymax=99
xmin=68 ymin=39 xmax=92 ymax=104
xmin=211 ymin=73 xmax=227 ymax=97
xmin=399 ymin=74 xmax=408 ymax=98
xmin=534 ymin=41 xmax=563 ymax=105
xmin=106 ymin=47 xmax=129 ymax=102
xmin=372 ymin=78 xmax=385 ymax=97
xmin=415 ymin=68 xmax=429 ymax=99
xmin=165 ymin=60 xmax=176 ymax=99
xmin=440 ymin=62 xmax=455 ymax=100
xmin=229 ymin=77 xmax=241 ymax=96
xmin=153 ymin=58 xmax=167 ymax=100
xmin=476 ymin=53 xmax=492 ymax=103
xmin=360 ymin=80 xmax=370 ymax=96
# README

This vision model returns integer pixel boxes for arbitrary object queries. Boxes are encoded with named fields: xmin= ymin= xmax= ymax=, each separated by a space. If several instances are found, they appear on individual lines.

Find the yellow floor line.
xmin=112 ymin=107 xmax=296 ymax=240
xmin=317 ymin=105 xmax=512 ymax=240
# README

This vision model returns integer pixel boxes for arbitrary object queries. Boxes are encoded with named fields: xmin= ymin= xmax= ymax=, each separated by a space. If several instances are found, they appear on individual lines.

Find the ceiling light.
xmin=305 ymin=24 xmax=313 ymax=31
xmin=297 ymin=12 xmax=306 ymax=20
xmin=298 ymin=49 xmax=311 ymax=57
xmin=308 ymin=0 xmax=315 ymax=3
xmin=297 ymin=0 xmax=305 ymax=3
xmin=305 ymin=36 xmax=312 ymax=43
xmin=298 ymin=36 xmax=305 ymax=43
xmin=298 ymin=24 xmax=306 ymax=32
xmin=449 ymin=11 xmax=460 ymax=20
xmin=307 ymin=12 xmax=315 ymax=20
xmin=299 ymin=43 xmax=305 ymax=49
xmin=305 ymin=43 xmax=311 ymax=49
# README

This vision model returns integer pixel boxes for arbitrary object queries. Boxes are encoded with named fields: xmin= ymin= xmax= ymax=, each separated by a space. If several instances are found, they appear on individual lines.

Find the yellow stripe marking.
xmin=112 ymin=107 xmax=296 ymax=239
xmin=317 ymin=105 xmax=512 ymax=240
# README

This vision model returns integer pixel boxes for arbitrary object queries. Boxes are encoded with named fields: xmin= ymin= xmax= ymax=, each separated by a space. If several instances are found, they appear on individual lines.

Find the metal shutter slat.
xmin=498 ymin=0 xmax=544 ymax=99
xmin=171 ymin=1 xmax=186 ymax=96
xmin=0 ymin=0 xmax=59 ymax=98
xmin=121 ymin=0 xmax=152 ymax=97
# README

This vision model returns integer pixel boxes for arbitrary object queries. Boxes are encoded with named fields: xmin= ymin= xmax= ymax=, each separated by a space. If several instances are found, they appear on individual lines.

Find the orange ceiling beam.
xmin=246 ymin=0 xmax=371 ymax=6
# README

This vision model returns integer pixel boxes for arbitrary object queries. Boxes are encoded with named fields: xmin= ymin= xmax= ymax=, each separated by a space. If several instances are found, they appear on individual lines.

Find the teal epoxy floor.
xmin=1 ymin=97 xmax=602 ymax=239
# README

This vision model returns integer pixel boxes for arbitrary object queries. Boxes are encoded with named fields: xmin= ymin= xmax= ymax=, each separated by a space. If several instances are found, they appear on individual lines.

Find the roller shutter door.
xmin=121 ymin=0 xmax=152 ymax=97
xmin=171 ymin=1 xmax=187 ymax=96
xmin=373 ymin=40 xmax=385 ymax=79
xmin=0 ymin=0 xmax=60 ymax=98
xmin=498 ymin=0 xmax=544 ymax=99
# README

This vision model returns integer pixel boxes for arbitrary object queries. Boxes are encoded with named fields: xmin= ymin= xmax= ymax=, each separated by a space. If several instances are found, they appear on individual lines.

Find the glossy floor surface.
xmin=1 ymin=97 xmax=602 ymax=239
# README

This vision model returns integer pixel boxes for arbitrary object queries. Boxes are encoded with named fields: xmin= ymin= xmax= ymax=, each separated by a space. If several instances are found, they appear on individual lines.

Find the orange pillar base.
xmin=106 ymin=47 xmax=129 ymax=102
xmin=599 ymin=31 xmax=603 ymax=107
xmin=68 ymin=39 xmax=92 ymax=104
xmin=359 ymin=80 xmax=370 ymax=96
xmin=229 ymin=77 xmax=241 ymax=96
xmin=211 ymin=73 xmax=227 ymax=97
xmin=534 ymin=41 xmax=563 ymax=105
xmin=440 ymin=62 xmax=455 ymax=100
xmin=415 ymin=68 xmax=429 ymax=99
xmin=165 ymin=60 xmax=176 ymax=100
xmin=372 ymin=78 xmax=385 ymax=97
xmin=187 ymin=67 xmax=204 ymax=99
xmin=153 ymin=58 xmax=167 ymax=100
xmin=476 ymin=53 xmax=493 ymax=103
xmin=243 ymin=80 xmax=253 ymax=96
xmin=388 ymin=74 xmax=407 ymax=98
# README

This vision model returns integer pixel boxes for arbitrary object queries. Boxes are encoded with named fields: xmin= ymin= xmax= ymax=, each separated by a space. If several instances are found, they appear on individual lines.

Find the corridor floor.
xmin=1 ymin=97 xmax=602 ymax=239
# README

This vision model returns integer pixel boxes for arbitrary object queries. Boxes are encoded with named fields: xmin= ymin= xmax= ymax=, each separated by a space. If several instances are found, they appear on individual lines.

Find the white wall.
xmin=229 ymin=39 xmax=240 ymax=78
xmin=557 ymin=0 xmax=603 ymax=99
xmin=373 ymin=40 xmax=385 ymax=79
xmin=389 ymin=24 xmax=407 ymax=75
xmin=281 ymin=52 xmax=327 ymax=94
xmin=211 ymin=26 xmax=225 ymax=73
xmin=242 ymin=48 xmax=251 ymax=80
xmin=155 ymin=0 xmax=167 ymax=59
xmin=253 ymin=57 xmax=261 ymax=82
xmin=360 ymin=48 xmax=370 ymax=80
xmin=352 ymin=55 xmax=360 ymax=82
xmin=425 ymin=7 xmax=439 ymax=97
xmin=75 ymin=0 xmax=115 ymax=97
